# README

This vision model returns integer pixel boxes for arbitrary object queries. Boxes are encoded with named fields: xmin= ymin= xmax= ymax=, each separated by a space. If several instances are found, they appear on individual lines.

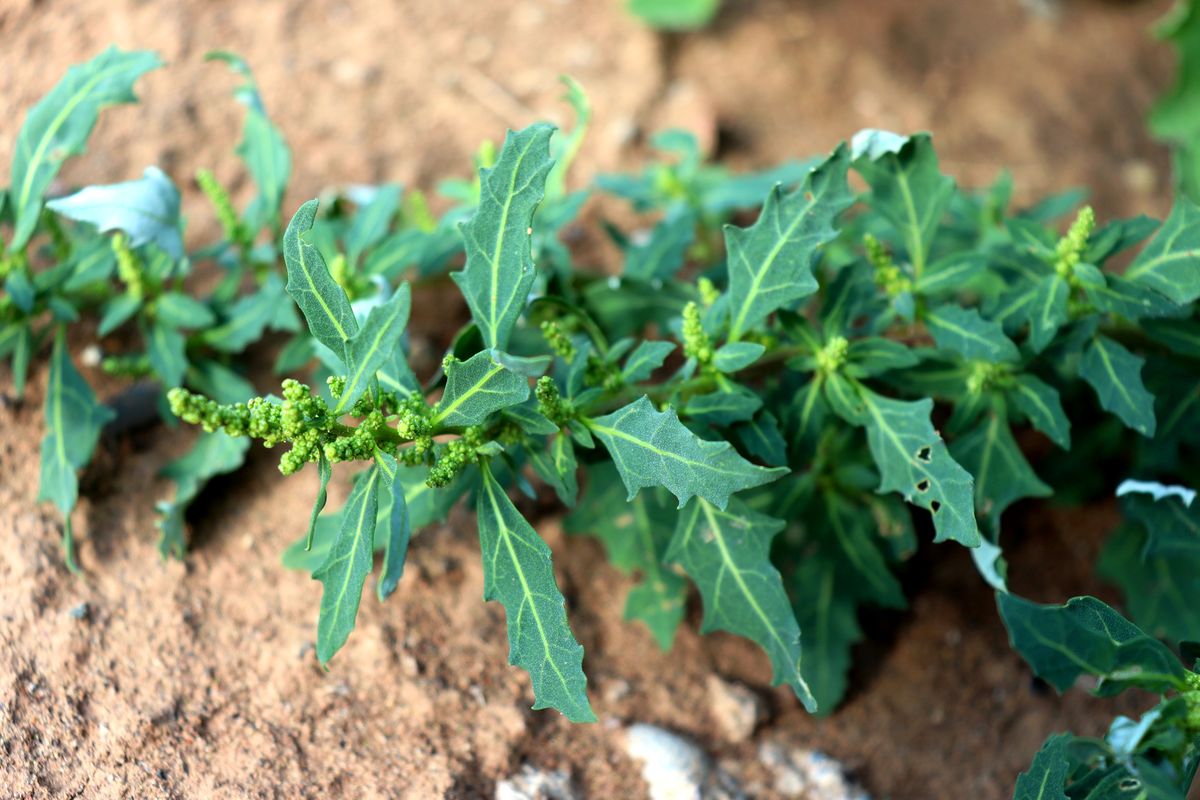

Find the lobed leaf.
xmin=668 ymin=497 xmax=816 ymax=711
xmin=587 ymin=396 xmax=787 ymax=509
xmin=47 ymin=166 xmax=184 ymax=259
xmin=1079 ymin=335 xmax=1157 ymax=437
xmin=1013 ymin=733 xmax=1071 ymax=800
xmin=432 ymin=350 xmax=530 ymax=427
xmin=477 ymin=463 xmax=595 ymax=721
xmin=283 ymin=200 xmax=359 ymax=364
xmin=9 ymin=47 xmax=162 ymax=252
xmin=724 ymin=146 xmax=852 ymax=341
xmin=335 ymin=283 xmax=412 ymax=413
xmin=1124 ymin=197 xmax=1200 ymax=305
xmin=452 ymin=123 xmax=555 ymax=351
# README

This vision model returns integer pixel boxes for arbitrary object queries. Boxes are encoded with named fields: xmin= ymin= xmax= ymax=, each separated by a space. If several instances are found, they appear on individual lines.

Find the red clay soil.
xmin=0 ymin=0 xmax=1185 ymax=798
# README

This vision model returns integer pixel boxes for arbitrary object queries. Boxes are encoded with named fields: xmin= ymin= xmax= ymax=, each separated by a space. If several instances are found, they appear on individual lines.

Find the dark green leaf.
xmin=951 ymin=412 xmax=1051 ymax=530
xmin=452 ymin=123 xmax=555 ymax=351
xmin=622 ymin=208 xmax=695 ymax=282
xmin=683 ymin=384 xmax=762 ymax=425
xmin=157 ymin=431 xmax=250 ymax=559
xmin=1124 ymin=198 xmax=1200 ymax=304
xmin=1008 ymin=374 xmax=1071 ymax=449
xmin=199 ymin=274 xmax=289 ymax=353
xmin=156 ymin=292 xmax=216 ymax=329
xmin=346 ymin=183 xmax=402 ymax=266
xmin=732 ymin=410 xmax=788 ymax=466
xmin=1079 ymin=335 xmax=1157 ymax=437
xmin=477 ymin=462 xmax=595 ymax=721
xmin=1013 ymin=733 xmax=1070 ymax=800
xmin=621 ymin=339 xmax=675 ymax=383
xmin=98 ymin=295 xmax=142 ymax=337
xmin=373 ymin=451 xmax=411 ymax=602
xmin=712 ymin=341 xmax=765 ymax=372
xmin=668 ymin=497 xmax=816 ymax=711
xmin=725 ymin=146 xmax=852 ymax=340
xmin=925 ymin=305 xmax=1019 ymax=362
xmin=9 ymin=48 xmax=161 ymax=252
xmin=145 ymin=318 xmax=187 ymax=388
xmin=587 ymin=396 xmax=787 ymax=509
xmin=997 ymin=593 xmax=1188 ymax=696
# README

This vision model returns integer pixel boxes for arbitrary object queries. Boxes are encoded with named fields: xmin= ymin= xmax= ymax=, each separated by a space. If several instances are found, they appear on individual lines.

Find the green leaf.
xmin=207 ymin=51 xmax=291 ymax=231
xmin=845 ymin=337 xmax=919 ymax=377
xmin=1027 ymin=275 xmax=1069 ymax=353
xmin=37 ymin=330 xmax=116 ymax=569
xmin=668 ymin=498 xmax=816 ymax=711
xmin=564 ymin=464 xmax=686 ymax=649
xmin=283 ymin=199 xmax=359 ymax=365
xmin=529 ymin=433 xmax=579 ymax=507
xmin=1008 ymin=374 xmax=1071 ymax=449
xmin=157 ymin=431 xmax=250 ymax=559
xmin=622 ymin=208 xmax=695 ymax=282
xmin=627 ymin=0 xmax=720 ymax=30
xmin=200 ymin=274 xmax=289 ymax=353
xmin=950 ymin=412 xmax=1051 ymax=530
xmin=304 ymin=451 xmax=333 ymax=551
xmin=1013 ymin=733 xmax=1070 ymax=800
xmin=334 ymin=284 xmax=412 ymax=413
xmin=144 ymin=319 xmax=187 ymax=388
xmin=712 ymin=341 xmax=765 ymax=372
xmin=477 ymin=462 xmax=595 ymax=721
xmin=925 ymin=305 xmax=1018 ymax=362
xmin=98 ymin=295 xmax=142 ymax=337
xmin=856 ymin=388 xmax=981 ymax=546
xmin=1079 ymin=335 xmax=1157 ymax=437
xmin=373 ymin=451 xmax=411 ymax=602
xmin=47 ymin=166 xmax=184 ymax=259
xmin=502 ymin=402 xmax=559 ymax=436
xmin=732 ymin=410 xmax=788 ymax=466
xmin=587 ymin=396 xmax=787 ymax=509
xmin=432 ymin=350 xmax=530 ymax=427
xmin=725 ymin=146 xmax=852 ymax=340
xmin=1124 ymin=198 xmax=1200 ymax=304
xmin=683 ymin=384 xmax=762 ymax=425
xmin=313 ymin=467 xmax=382 ymax=664
xmin=8 ymin=324 xmax=33 ymax=399
xmin=1098 ymin=522 xmax=1200 ymax=645
xmin=155 ymin=293 xmax=216 ymax=329
xmin=851 ymin=131 xmax=956 ymax=277
xmin=9 ymin=47 xmax=161 ymax=253
xmin=621 ymin=339 xmax=675 ymax=383
xmin=452 ymin=123 xmax=555 ymax=351
xmin=997 ymin=593 xmax=1188 ymax=696
xmin=346 ymin=183 xmax=402 ymax=266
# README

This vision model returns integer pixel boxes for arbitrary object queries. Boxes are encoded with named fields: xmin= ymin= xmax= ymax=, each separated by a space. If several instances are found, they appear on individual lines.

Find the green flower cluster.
xmin=101 ymin=353 xmax=153 ymax=378
xmin=1054 ymin=205 xmax=1095 ymax=282
xmin=196 ymin=168 xmax=245 ymax=247
xmin=815 ymin=335 xmax=849 ymax=375
xmin=1186 ymin=672 xmax=1200 ymax=733
xmin=426 ymin=426 xmax=486 ymax=488
xmin=864 ymin=233 xmax=911 ymax=296
xmin=112 ymin=232 xmax=150 ymax=301
xmin=681 ymin=301 xmax=713 ymax=366
xmin=540 ymin=320 xmax=577 ymax=362
xmin=535 ymin=376 xmax=573 ymax=426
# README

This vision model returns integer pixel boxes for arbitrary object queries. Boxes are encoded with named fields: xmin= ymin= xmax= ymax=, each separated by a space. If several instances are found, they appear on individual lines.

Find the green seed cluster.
xmin=966 ymin=361 xmax=1014 ymax=395
xmin=196 ymin=169 xmax=245 ymax=246
xmin=427 ymin=426 xmax=486 ymax=488
xmin=535 ymin=376 xmax=574 ymax=427
xmin=540 ymin=320 xmax=577 ymax=362
xmin=1054 ymin=205 xmax=1095 ymax=282
xmin=101 ymin=353 xmax=153 ymax=378
xmin=681 ymin=302 xmax=713 ymax=366
xmin=815 ymin=336 xmax=849 ymax=375
xmin=697 ymin=277 xmax=721 ymax=308
xmin=1185 ymin=672 xmax=1200 ymax=733
xmin=865 ymin=234 xmax=912 ymax=296
xmin=112 ymin=233 xmax=149 ymax=301
xmin=585 ymin=355 xmax=623 ymax=392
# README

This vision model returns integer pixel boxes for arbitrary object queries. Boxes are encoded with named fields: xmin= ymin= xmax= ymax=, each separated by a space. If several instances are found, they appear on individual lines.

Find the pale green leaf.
xmin=145 ymin=318 xmax=187 ymax=388
xmin=712 ymin=341 xmax=765 ymax=372
xmin=283 ymin=199 xmax=359 ymax=364
xmin=432 ymin=350 xmax=530 ymax=427
xmin=47 ymin=166 xmax=184 ymax=259
xmin=1008 ymin=374 xmax=1071 ymax=449
xmin=1028 ymin=275 xmax=1069 ymax=353
xmin=155 ymin=293 xmax=216 ymax=329
xmin=627 ymin=0 xmax=720 ymax=30
xmin=198 ymin=274 xmax=289 ymax=353
xmin=587 ymin=396 xmax=787 ymax=509
xmin=621 ymin=339 xmax=675 ymax=383
xmin=313 ymin=467 xmax=381 ymax=664
xmin=373 ymin=451 xmax=411 ymax=602
xmin=452 ymin=123 xmax=555 ymax=351
xmin=530 ymin=432 xmax=579 ymax=507
xmin=346 ymin=183 xmax=402 ymax=266
xmin=725 ymin=146 xmax=852 ymax=340
xmin=477 ymin=462 xmax=595 ymax=721
xmin=623 ymin=208 xmax=695 ymax=282
xmin=304 ymin=451 xmax=333 ymax=551
xmin=683 ymin=384 xmax=762 ymax=425
xmin=668 ymin=497 xmax=816 ymax=711
xmin=9 ymin=47 xmax=162 ymax=252
xmin=1079 ymin=335 xmax=1157 ymax=437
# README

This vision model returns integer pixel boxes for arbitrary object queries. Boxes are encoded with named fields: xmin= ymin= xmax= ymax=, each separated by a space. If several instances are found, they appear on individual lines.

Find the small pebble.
xmin=67 ymin=602 xmax=89 ymax=621
xmin=495 ymin=764 xmax=576 ymax=800
xmin=706 ymin=676 xmax=763 ymax=743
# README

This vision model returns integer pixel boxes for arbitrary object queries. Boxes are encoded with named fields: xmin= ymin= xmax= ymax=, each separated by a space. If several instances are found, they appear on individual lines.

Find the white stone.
xmin=495 ymin=764 xmax=576 ymax=800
